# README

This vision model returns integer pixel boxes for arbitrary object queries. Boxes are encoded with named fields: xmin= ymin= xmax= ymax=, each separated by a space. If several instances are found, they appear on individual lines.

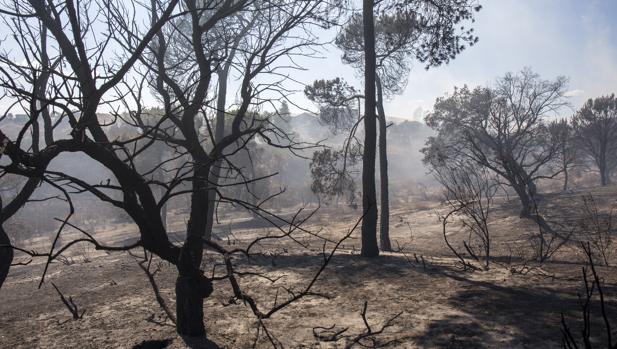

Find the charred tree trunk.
xmin=0 ymin=198 xmax=12 ymax=290
xmin=599 ymin=161 xmax=610 ymax=186
xmin=375 ymin=77 xmax=391 ymax=251
xmin=602 ymin=171 xmax=610 ymax=186
xmin=155 ymin=165 xmax=167 ymax=230
xmin=484 ymin=236 xmax=490 ymax=269
xmin=596 ymin=137 xmax=611 ymax=186
xmin=513 ymin=182 xmax=534 ymax=218
xmin=503 ymin=158 xmax=537 ymax=218
xmin=360 ymin=0 xmax=379 ymax=257
xmin=204 ymin=66 xmax=230 ymax=241
xmin=204 ymin=25 xmax=248 ymax=240
xmin=561 ymin=141 xmax=570 ymax=192
xmin=512 ymin=177 xmax=554 ymax=234
xmin=563 ymin=165 xmax=569 ymax=192
xmin=248 ymin=159 xmax=260 ymax=219
xmin=175 ymin=245 xmax=212 ymax=336
xmin=176 ymin=166 xmax=213 ymax=336
xmin=161 ymin=197 xmax=167 ymax=231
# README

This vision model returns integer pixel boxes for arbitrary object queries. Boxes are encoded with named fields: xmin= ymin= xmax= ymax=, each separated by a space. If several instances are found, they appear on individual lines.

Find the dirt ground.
xmin=1 ymin=186 xmax=617 ymax=348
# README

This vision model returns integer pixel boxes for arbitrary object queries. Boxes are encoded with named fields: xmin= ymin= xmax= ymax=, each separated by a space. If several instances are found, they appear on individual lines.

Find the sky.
xmin=289 ymin=0 xmax=617 ymax=121
xmin=1 ymin=1 xmax=616 ymax=122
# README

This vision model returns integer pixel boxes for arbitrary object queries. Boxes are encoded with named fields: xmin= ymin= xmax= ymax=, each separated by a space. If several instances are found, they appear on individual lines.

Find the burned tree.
xmin=423 ymin=69 xmax=569 ymax=219
xmin=435 ymin=163 xmax=498 ymax=270
xmin=202 ymin=10 xmax=255 ymax=242
xmin=548 ymin=118 xmax=578 ymax=191
xmin=0 ymin=0 xmax=345 ymax=338
xmin=572 ymin=94 xmax=617 ymax=187
xmin=332 ymin=0 xmax=481 ymax=252
xmin=578 ymin=195 xmax=615 ymax=267
xmin=359 ymin=0 xmax=380 ymax=257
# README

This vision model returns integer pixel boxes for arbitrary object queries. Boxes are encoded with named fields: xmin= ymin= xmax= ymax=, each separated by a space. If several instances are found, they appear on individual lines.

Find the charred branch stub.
xmin=51 ymin=282 xmax=85 ymax=320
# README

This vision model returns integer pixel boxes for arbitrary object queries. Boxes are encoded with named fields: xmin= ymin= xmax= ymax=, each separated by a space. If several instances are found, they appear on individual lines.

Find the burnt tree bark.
xmin=336 ymin=3 xmax=480 ymax=254
xmin=204 ymin=66 xmax=230 ymax=242
xmin=376 ymin=76 xmax=391 ymax=251
xmin=0 ymin=198 xmax=12 ymax=290
xmin=361 ymin=0 xmax=379 ymax=257
xmin=176 ymin=164 xmax=214 ymax=336
xmin=204 ymin=20 xmax=251 ymax=241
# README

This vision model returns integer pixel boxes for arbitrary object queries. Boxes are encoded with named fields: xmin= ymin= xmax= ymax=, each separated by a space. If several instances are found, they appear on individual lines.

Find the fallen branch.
xmin=313 ymin=300 xmax=403 ymax=348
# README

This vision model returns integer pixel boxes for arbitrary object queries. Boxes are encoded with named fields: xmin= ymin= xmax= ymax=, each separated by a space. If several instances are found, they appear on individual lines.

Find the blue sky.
xmin=291 ymin=0 xmax=617 ymax=121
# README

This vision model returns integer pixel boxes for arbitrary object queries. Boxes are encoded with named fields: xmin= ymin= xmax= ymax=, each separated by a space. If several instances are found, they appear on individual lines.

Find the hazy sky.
xmin=291 ymin=0 xmax=617 ymax=121
xmin=1 ymin=1 xmax=615 ymax=122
